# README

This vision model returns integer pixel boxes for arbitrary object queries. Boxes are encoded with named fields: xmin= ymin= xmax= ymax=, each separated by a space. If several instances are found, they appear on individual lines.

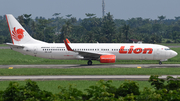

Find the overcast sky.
xmin=0 ymin=0 xmax=180 ymax=20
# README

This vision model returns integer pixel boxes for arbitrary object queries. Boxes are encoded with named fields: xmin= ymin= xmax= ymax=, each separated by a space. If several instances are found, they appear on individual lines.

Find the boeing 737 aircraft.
xmin=5 ymin=14 xmax=177 ymax=65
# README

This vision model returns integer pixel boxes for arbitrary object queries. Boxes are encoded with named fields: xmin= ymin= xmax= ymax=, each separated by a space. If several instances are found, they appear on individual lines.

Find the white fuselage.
xmin=11 ymin=43 xmax=177 ymax=61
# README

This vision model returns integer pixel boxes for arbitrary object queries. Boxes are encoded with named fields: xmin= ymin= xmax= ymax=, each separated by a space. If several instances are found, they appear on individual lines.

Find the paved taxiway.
xmin=1 ymin=64 xmax=180 ymax=68
xmin=0 ymin=75 xmax=180 ymax=81
xmin=0 ymin=47 xmax=10 ymax=49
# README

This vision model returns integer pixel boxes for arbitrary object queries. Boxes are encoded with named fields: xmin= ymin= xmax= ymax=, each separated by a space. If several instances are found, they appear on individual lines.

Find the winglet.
xmin=66 ymin=38 xmax=71 ymax=43
xmin=64 ymin=40 xmax=73 ymax=51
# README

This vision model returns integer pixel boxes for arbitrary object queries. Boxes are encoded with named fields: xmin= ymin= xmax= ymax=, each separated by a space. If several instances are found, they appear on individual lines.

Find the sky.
xmin=0 ymin=0 xmax=180 ymax=20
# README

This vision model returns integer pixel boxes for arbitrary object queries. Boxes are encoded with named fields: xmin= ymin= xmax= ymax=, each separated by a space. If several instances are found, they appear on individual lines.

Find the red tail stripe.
xmin=5 ymin=15 xmax=14 ymax=44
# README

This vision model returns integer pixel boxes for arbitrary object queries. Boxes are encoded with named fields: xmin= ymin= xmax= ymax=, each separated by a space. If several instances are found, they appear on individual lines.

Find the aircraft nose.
xmin=166 ymin=50 xmax=177 ymax=59
xmin=171 ymin=50 xmax=177 ymax=58
xmin=171 ymin=50 xmax=178 ymax=57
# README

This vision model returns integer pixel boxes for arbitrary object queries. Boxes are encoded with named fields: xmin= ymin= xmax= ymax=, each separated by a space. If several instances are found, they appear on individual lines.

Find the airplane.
xmin=5 ymin=14 xmax=178 ymax=65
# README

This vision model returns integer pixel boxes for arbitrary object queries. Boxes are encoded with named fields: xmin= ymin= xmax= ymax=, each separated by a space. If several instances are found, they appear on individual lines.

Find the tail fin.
xmin=6 ymin=14 xmax=46 ymax=45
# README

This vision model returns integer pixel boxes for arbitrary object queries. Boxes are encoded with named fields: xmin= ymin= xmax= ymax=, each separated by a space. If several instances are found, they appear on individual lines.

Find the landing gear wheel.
xmin=87 ymin=60 xmax=92 ymax=65
xmin=159 ymin=61 xmax=162 ymax=65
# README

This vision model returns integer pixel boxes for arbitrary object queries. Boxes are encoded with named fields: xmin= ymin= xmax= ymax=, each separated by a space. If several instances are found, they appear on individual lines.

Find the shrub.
xmin=1 ymin=80 xmax=53 ymax=101
xmin=83 ymin=80 xmax=117 ymax=100
xmin=1 ymin=75 xmax=180 ymax=100
xmin=115 ymin=80 xmax=140 ymax=98
xmin=166 ymin=76 xmax=180 ymax=91
xmin=166 ymin=39 xmax=171 ymax=43
xmin=55 ymin=84 xmax=83 ymax=100
xmin=148 ymin=75 xmax=165 ymax=90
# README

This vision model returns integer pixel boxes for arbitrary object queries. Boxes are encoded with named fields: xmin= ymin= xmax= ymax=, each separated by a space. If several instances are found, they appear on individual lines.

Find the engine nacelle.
xmin=100 ymin=55 xmax=116 ymax=63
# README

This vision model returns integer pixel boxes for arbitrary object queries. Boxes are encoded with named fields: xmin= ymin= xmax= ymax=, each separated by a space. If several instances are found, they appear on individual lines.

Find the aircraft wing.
xmin=6 ymin=43 xmax=24 ymax=48
xmin=63 ymin=40 xmax=112 ymax=60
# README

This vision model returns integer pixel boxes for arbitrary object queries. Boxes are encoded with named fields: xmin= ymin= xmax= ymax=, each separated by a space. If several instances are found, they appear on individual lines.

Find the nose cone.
xmin=166 ymin=50 xmax=177 ymax=59
xmin=171 ymin=50 xmax=178 ymax=58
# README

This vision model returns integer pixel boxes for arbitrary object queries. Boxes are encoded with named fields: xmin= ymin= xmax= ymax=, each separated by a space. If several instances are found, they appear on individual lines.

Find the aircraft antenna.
xmin=102 ymin=0 xmax=105 ymax=17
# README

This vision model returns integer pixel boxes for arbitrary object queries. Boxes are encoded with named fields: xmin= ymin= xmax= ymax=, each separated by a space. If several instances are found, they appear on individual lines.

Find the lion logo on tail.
xmin=12 ymin=27 xmax=24 ymax=41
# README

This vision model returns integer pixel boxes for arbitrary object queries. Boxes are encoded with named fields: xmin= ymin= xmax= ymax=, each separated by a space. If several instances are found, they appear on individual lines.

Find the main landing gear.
xmin=159 ymin=61 xmax=162 ymax=65
xmin=87 ymin=60 xmax=92 ymax=65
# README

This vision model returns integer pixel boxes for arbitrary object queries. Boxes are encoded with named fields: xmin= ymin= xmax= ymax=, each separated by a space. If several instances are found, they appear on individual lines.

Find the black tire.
xmin=159 ymin=61 xmax=162 ymax=65
xmin=87 ymin=60 xmax=92 ymax=65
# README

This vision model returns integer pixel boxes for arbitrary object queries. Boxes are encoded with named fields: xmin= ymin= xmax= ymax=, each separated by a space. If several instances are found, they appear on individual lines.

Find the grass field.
xmin=159 ymin=43 xmax=180 ymax=46
xmin=0 ymin=80 xmax=152 ymax=94
xmin=0 ymin=68 xmax=180 ymax=75
xmin=0 ymin=44 xmax=7 ymax=47
xmin=0 ymin=47 xmax=179 ymax=65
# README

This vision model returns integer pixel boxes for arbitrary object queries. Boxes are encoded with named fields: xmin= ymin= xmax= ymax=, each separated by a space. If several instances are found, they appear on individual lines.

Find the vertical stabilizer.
xmin=6 ymin=14 xmax=46 ymax=45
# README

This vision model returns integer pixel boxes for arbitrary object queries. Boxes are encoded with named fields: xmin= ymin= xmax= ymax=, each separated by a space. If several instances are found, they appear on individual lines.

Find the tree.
xmin=70 ymin=17 xmax=77 ymax=23
xmin=32 ymin=18 xmax=55 ymax=42
xmin=23 ymin=14 xmax=32 ymax=25
xmin=58 ymin=20 xmax=72 ymax=42
xmin=101 ymin=12 xmax=116 ymax=43
xmin=172 ymin=31 xmax=180 ymax=43
xmin=143 ymin=34 xmax=151 ymax=43
xmin=158 ymin=15 xmax=166 ymax=21
xmin=121 ymin=24 xmax=130 ymax=41
xmin=66 ymin=14 xmax=72 ymax=18
xmin=152 ymin=24 xmax=161 ymax=33
xmin=30 ymin=20 xmax=37 ymax=38
xmin=175 ymin=16 xmax=180 ymax=20
xmin=150 ymin=34 xmax=162 ymax=43
xmin=79 ymin=13 xmax=102 ymax=42
xmin=44 ymin=27 xmax=55 ymax=43
xmin=0 ymin=36 xmax=4 ymax=44
xmin=18 ymin=14 xmax=32 ymax=34
xmin=52 ymin=13 xmax=61 ymax=16
xmin=17 ymin=15 xmax=25 ymax=27
xmin=85 ymin=13 xmax=96 ymax=18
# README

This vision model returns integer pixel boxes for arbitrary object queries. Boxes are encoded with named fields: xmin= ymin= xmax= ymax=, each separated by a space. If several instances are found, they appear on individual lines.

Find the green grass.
xmin=159 ymin=43 xmax=180 ymax=46
xmin=0 ymin=44 xmax=8 ymax=47
xmin=0 ymin=47 xmax=179 ymax=65
xmin=1 ymin=68 xmax=180 ymax=75
xmin=0 ymin=80 xmax=152 ymax=94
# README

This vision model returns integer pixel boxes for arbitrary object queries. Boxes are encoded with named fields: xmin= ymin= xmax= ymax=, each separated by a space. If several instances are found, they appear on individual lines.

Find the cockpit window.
xmin=165 ymin=48 xmax=170 ymax=50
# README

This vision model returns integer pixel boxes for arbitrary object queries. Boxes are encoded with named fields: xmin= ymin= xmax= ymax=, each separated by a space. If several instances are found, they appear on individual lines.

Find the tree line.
xmin=1 ymin=13 xmax=180 ymax=44
xmin=1 ymin=75 xmax=180 ymax=100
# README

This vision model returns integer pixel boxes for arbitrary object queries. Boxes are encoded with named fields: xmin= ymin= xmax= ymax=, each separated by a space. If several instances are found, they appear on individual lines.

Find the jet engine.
xmin=100 ymin=55 xmax=116 ymax=63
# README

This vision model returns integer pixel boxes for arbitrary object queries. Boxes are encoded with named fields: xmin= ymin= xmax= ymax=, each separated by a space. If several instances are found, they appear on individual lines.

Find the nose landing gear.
xmin=159 ymin=61 xmax=162 ymax=65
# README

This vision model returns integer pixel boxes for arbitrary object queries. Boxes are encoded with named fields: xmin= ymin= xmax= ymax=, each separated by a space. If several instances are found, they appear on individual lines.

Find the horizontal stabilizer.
xmin=6 ymin=43 xmax=24 ymax=48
